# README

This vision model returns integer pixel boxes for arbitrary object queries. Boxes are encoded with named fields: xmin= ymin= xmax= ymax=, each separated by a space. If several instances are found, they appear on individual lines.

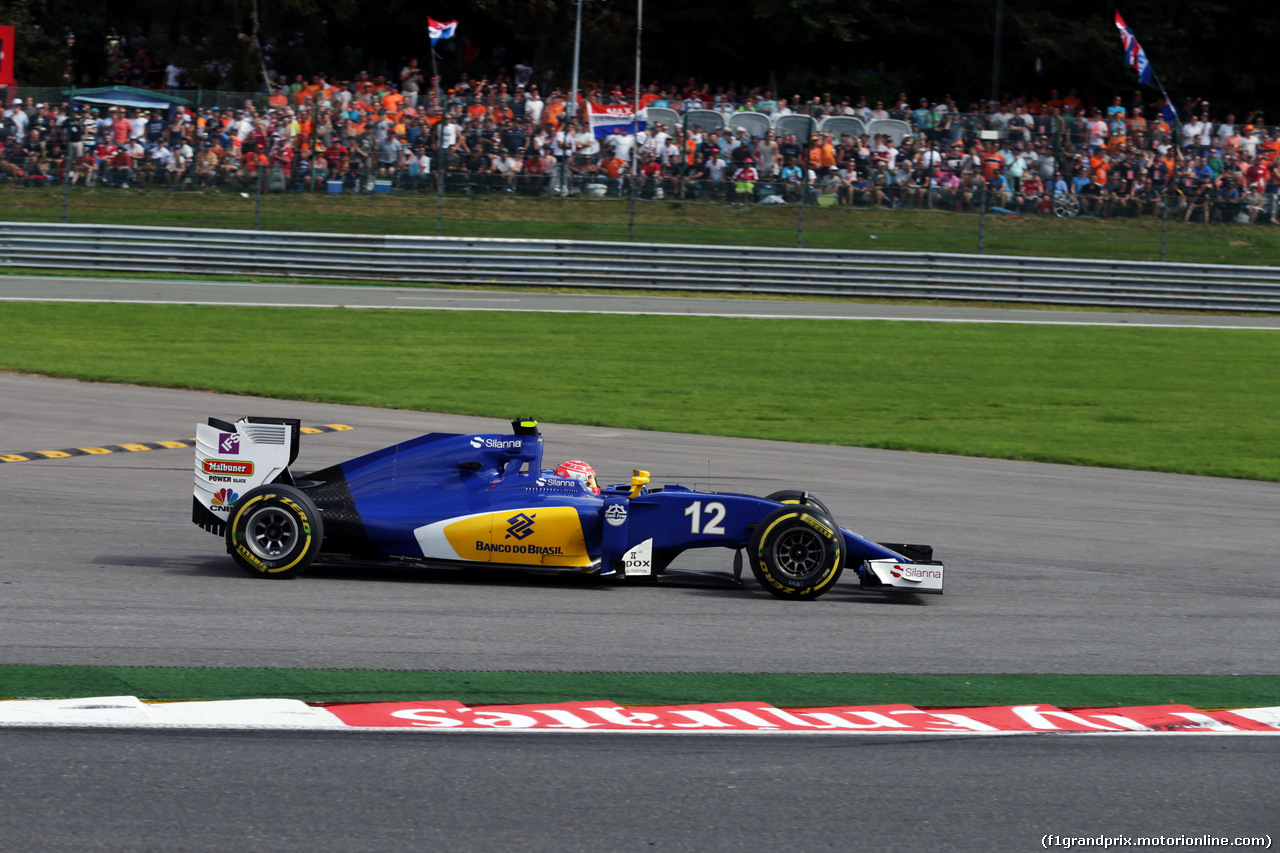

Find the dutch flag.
xmin=429 ymin=18 xmax=458 ymax=45
xmin=588 ymin=103 xmax=648 ymax=139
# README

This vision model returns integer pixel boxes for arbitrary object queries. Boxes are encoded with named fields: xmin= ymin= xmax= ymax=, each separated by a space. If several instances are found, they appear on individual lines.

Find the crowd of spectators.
xmin=4 ymin=68 xmax=1280 ymax=224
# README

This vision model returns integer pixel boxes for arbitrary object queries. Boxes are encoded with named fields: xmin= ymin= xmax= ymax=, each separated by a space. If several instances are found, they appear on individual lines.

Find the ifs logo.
xmin=211 ymin=488 xmax=240 ymax=511
xmin=218 ymin=433 xmax=240 ymax=454
xmin=505 ymin=512 xmax=536 ymax=540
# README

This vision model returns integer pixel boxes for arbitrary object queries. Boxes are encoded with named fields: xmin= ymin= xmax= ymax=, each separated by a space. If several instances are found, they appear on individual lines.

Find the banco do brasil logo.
xmin=505 ymin=512 xmax=536 ymax=540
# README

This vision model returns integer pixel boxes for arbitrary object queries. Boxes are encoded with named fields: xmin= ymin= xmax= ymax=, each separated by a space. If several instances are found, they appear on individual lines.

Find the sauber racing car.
xmin=192 ymin=416 xmax=944 ymax=600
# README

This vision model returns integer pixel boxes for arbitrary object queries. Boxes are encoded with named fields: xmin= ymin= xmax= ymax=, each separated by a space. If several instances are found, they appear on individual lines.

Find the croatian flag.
xmin=587 ymin=103 xmax=647 ymax=139
xmin=1114 ymin=12 xmax=1153 ymax=84
xmin=428 ymin=18 xmax=458 ymax=45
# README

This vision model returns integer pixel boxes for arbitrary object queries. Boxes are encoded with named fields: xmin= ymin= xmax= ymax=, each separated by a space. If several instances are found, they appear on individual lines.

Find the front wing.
xmin=861 ymin=558 xmax=945 ymax=594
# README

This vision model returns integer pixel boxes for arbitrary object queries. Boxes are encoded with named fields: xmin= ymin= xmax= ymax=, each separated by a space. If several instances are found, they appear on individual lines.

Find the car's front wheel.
xmin=748 ymin=505 xmax=846 ymax=600
xmin=764 ymin=489 xmax=834 ymax=521
xmin=226 ymin=485 xmax=325 ymax=579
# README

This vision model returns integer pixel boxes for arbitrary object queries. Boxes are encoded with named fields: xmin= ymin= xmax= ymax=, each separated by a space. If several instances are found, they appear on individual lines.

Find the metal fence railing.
xmin=3 ymin=221 xmax=1279 ymax=312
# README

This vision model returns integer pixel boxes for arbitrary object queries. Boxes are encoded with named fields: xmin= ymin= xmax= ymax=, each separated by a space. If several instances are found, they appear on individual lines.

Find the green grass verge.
xmin=1 ymin=666 xmax=1276 ymax=708
xmin=3 ymin=302 xmax=1279 ymax=480
xmin=5 ymin=185 xmax=1280 ymax=264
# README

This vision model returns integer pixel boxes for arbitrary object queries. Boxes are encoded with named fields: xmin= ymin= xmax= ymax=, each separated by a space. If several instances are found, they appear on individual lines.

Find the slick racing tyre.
xmin=226 ymin=485 xmax=325 ymax=579
xmin=764 ymin=489 xmax=834 ymax=521
xmin=748 ymin=505 xmax=846 ymax=600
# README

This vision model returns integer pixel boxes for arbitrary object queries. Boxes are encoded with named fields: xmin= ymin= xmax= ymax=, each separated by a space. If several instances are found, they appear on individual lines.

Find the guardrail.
xmin=2 ymin=222 xmax=1278 ymax=312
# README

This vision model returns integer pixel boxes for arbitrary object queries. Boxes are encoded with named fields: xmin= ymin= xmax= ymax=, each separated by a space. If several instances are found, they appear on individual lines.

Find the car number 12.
xmin=684 ymin=501 xmax=727 ymax=535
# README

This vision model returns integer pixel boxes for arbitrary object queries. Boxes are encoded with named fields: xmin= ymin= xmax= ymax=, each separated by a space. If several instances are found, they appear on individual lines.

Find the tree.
xmin=3 ymin=0 xmax=1279 ymax=118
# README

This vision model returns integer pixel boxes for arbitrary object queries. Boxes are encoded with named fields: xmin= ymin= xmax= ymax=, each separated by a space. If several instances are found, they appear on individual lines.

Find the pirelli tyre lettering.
xmin=747 ymin=505 xmax=846 ymax=600
xmin=226 ymin=485 xmax=325 ymax=578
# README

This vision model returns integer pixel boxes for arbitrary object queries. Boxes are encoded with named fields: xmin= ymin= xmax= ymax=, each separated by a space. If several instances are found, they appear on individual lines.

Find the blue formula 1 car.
xmin=191 ymin=417 xmax=944 ymax=600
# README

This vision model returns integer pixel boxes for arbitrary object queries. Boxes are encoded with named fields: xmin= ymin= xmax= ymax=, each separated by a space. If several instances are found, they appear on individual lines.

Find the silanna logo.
xmin=203 ymin=459 xmax=254 ymax=477
xmin=890 ymin=564 xmax=942 ymax=581
xmin=471 ymin=436 xmax=523 ymax=450
xmin=218 ymin=433 xmax=240 ymax=455
xmin=505 ymin=512 xmax=536 ymax=540
xmin=210 ymin=488 xmax=240 ymax=511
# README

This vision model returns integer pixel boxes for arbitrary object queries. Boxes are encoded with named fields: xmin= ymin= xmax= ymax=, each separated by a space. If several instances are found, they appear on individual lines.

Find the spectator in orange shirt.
xmin=296 ymin=109 xmax=314 ymax=148
xmin=812 ymin=132 xmax=836 ymax=176
xmin=599 ymin=147 xmax=627 ymax=194
xmin=1260 ymin=130 xmax=1280 ymax=164
xmin=981 ymin=149 xmax=1004 ymax=179
xmin=544 ymin=98 xmax=564 ymax=127
xmin=1126 ymin=112 xmax=1148 ymax=148
xmin=1149 ymin=117 xmax=1172 ymax=149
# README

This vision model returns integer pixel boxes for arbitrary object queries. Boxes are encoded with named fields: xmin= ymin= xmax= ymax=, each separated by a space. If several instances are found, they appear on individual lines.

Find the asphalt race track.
xmin=1 ymin=729 xmax=1276 ymax=852
xmin=2 ymin=372 xmax=1276 ymax=674
xmin=2 ymin=372 xmax=1278 ymax=850
xmin=4 ymin=273 xmax=1280 ymax=329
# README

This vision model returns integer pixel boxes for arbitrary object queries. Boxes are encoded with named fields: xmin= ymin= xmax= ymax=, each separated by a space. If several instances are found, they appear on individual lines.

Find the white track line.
xmin=1 ymin=296 xmax=1275 ymax=329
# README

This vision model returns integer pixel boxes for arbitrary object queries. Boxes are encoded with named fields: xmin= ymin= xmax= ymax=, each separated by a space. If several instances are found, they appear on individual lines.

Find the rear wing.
xmin=192 ymin=417 xmax=301 ymax=536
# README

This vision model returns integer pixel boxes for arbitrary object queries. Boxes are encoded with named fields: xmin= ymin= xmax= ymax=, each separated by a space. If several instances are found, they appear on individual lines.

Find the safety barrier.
xmin=2 ymin=221 xmax=1278 ymax=312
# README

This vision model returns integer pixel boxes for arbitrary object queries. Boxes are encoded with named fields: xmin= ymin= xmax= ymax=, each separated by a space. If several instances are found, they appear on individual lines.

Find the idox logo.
xmin=505 ymin=512 xmax=536 ymax=540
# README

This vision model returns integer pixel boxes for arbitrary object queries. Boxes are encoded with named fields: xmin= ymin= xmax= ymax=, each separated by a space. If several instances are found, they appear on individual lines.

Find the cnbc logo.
xmin=505 ymin=512 xmax=536 ymax=540
xmin=211 ymin=488 xmax=240 ymax=511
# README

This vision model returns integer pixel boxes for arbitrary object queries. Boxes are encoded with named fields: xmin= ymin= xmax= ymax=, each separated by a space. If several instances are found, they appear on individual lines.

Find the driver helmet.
xmin=555 ymin=460 xmax=599 ymax=493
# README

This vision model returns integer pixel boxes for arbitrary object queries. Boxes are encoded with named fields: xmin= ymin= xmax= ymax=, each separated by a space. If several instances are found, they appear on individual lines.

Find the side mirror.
xmin=629 ymin=469 xmax=650 ymax=498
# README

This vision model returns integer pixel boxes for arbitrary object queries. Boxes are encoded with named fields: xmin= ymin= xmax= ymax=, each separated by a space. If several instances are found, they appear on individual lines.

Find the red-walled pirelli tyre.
xmin=764 ymin=489 xmax=834 ymax=521
xmin=748 ymin=505 xmax=846 ymax=600
xmin=226 ymin=485 xmax=325 ymax=579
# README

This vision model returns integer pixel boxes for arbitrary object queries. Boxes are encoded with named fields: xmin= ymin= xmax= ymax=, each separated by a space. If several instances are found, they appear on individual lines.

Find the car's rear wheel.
xmin=226 ymin=485 xmax=324 ymax=578
xmin=764 ymin=489 xmax=833 ymax=520
xmin=748 ymin=505 xmax=846 ymax=600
